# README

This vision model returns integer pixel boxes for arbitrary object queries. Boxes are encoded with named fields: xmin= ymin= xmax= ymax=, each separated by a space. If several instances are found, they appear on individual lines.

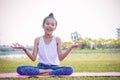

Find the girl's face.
xmin=43 ymin=18 xmax=56 ymax=35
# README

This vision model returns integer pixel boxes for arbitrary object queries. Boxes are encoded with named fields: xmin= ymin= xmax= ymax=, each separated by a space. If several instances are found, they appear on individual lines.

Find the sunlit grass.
xmin=61 ymin=53 xmax=120 ymax=72
xmin=0 ymin=53 xmax=120 ymax=79
xmin=0 ymin=53 xmax=120 ymax=73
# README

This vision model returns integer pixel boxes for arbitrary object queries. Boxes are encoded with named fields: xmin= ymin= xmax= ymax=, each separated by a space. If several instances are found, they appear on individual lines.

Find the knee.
xmin=17 ymin=66 xmax=39 ymax=75
xmin=17 ymin=66 xmax=24 ymax=75
xmin=64 ymin=66 xmax=73 ymax=75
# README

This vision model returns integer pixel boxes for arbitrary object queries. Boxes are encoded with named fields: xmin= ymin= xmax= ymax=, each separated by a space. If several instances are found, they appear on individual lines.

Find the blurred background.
xmin=0 ymin=0 xmax=120 ymax=55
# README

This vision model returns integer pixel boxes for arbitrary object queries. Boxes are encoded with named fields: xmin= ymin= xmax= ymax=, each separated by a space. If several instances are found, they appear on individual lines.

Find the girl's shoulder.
xmin=35 ymin=36 xmax=40 ymax=40
xmin=35 ymin=36 xmax=43 ymax=41
xmin=34 ymin=36 xmax=41 ymax=43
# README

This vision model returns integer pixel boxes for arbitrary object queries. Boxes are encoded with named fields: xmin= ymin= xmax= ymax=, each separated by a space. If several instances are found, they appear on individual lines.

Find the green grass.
xmin=61 ymin=53 xmax=120 ymax=72
xmin=0 ymin=77 xmax=120 ymax=80
xmin=0 ymin=53 xmax=120 ymax=80
xmin=70 ymin=49 xmax=120 ymax=53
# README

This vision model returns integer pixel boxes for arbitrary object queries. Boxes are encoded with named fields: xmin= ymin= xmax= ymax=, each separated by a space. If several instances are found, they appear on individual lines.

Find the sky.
xmin=0 ymin=0 xmax=120 ymax=45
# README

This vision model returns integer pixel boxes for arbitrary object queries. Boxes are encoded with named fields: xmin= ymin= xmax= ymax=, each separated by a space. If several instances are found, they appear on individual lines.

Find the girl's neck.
xmin=43 ymin=34 xmax=53 ymax=45
xmin=43 ymin=34 xmax=53 ymax=39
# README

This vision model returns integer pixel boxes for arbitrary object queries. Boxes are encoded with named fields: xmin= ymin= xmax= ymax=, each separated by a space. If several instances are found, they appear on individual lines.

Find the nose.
xmin=48 ymin=24 xmax=54 ymax=28
xmin=48 ymin=24 xmax=52 ymax=28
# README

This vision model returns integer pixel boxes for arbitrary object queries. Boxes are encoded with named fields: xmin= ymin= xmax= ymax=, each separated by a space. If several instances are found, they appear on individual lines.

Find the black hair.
xmin=42 ymin=13 xmax=57 ymax=27
xmin=49 ymin=13 xmax=54 ymax=17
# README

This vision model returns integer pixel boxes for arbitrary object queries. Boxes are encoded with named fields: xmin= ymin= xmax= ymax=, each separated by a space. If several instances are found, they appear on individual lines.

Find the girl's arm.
xmin=11 ymin=37 xmax=39 ymax=61
xmin=57 ymin=37 xmax=81 ymax=61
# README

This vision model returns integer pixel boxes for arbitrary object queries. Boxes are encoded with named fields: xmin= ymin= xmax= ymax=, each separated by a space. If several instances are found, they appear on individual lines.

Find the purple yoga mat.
xmin=0 ymin=72 xmax=120 ymax=78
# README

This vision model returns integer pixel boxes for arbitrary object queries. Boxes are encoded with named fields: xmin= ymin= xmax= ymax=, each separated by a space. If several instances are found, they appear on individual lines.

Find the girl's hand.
xmin=71 ymin=42 xmax=82 ymax=48
xmin=11 ymin=43 xmax=25 ymax=50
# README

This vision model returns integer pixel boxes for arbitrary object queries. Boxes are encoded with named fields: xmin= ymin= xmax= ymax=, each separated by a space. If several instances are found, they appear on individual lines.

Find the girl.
xmin=12 ymin=13 xmax=81 ymax=76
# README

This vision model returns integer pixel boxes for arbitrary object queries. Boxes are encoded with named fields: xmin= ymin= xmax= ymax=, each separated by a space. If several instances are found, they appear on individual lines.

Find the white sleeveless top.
xmin=38 ymin=36 xmax=60 ymax=65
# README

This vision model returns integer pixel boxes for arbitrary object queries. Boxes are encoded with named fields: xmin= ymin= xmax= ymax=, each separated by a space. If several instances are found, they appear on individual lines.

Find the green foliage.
xmin=70 ymin=31 xmax=120 ymax=49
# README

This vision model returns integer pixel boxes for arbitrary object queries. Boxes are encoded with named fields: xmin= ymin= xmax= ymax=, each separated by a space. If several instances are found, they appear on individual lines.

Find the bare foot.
xmin=38 ymin=69 xmax=53 ymax=76
xmin=40 ymin=72 xmax=49 ymax=76
xmin=39 ymin=69 xmax=52 ymax=73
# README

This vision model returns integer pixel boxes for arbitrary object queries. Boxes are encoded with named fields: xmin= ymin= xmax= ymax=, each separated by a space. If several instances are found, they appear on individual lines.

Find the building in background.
xmin=117 ymin=28 xmax=120 ymax=39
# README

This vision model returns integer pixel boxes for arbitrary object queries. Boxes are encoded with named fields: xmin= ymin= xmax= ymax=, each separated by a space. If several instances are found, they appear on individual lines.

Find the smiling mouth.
xmin=47 ymin=28 xmax=53 ymax=32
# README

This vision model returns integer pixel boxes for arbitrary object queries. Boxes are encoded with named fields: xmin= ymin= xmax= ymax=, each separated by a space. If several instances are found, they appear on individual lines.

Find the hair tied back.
xmin=49 ymin=13 xmax=54 ymax=17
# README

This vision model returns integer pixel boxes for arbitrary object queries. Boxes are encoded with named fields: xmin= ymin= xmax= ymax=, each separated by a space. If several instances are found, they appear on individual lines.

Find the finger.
xmin=12 ymin=43 xmax=17 ymax=47
xmin=12 ymin=43 xmax=20 ymax=48
xmin=16 ymin=43 xmax=20 ymax=47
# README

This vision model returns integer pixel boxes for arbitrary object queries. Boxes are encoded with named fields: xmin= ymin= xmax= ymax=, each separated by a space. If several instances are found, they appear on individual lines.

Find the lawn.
xmin=0 ymin=52 xmax=120 ymax=80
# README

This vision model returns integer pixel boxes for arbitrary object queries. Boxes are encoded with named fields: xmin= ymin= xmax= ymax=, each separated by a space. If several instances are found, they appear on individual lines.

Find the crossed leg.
xmin=17 ymin=65 xmax=73 ymax=76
